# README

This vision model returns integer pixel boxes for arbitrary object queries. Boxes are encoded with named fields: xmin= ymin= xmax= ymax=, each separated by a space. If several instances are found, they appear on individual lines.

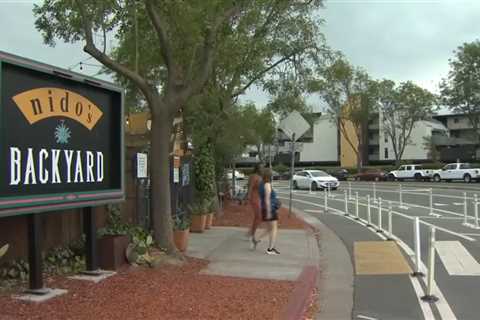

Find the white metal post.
xmin=328 ymin=185 xmax=331 ymax=198
xmin=399 ymin=184 xmax=403 ymax=207
xmin=344 ymin=190 xmax=349 ymax=216
xmin=367 ymin=195 xmax=372 ymax=227
xmin=377 ymin=197 xmax=383 ymax=232
xmin=324 ymin=188 xmax=328 ymax=213
xmin=421 ymin=227 xmax=438 ymax=302
xmin=373 ymin=182 xmax=377 ymax=202
xmin=475 ymin=194 xmax=479 ymax=229
xmin=463 ymin=192 xmax=469 ymax=226
xmin=309 ymin=181 xmax=313 ymax=194
xmin=412 ymin=217 xmax=424 ymax=277
xmin=387 ymin=201 xmax=393 ymax=240
xmin=355 ymin=192 xmax=360 ymax=220
xmin=349 ymin=181 xmax=353 ymax=200
xmin=429 ymin=188 xmax=434 ymax=216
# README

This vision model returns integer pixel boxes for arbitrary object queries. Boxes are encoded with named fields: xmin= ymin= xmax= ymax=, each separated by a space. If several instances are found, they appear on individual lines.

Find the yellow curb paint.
xmin=354 ymin=241 xmax=412 ymax=275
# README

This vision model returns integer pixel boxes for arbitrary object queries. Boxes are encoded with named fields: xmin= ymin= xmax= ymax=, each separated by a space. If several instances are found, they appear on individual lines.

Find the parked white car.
xmin=226 ymin=170 xmax=246 ymax=180
xmin=293 ymin=170 xmax=339 ymax=191
xmin=387 ymin=164 xmax=435 ymax=181
xmin=432 ymin=163 xmax=480 ymax=183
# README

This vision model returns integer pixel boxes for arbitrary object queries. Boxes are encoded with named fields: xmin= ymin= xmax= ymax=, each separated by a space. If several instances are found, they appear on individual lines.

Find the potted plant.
xmin=188 ymin=201 xmax=208 ymax=233
xmin=97 ymin=205 xmax=130 ymax=270
xmin=205 ymin=200 xmax=215 ymax=229
xmin=173 ymin=214 xmax=191 ymax=252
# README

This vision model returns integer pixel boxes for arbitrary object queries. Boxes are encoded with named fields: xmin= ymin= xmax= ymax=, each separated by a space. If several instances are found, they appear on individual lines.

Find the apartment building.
xmin=433 ymin=112 xmax=479 ymax=161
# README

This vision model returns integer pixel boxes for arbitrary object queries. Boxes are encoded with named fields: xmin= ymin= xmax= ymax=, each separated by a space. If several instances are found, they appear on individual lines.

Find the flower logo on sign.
xmin=54 ymin=120 xmax=71 ymax=144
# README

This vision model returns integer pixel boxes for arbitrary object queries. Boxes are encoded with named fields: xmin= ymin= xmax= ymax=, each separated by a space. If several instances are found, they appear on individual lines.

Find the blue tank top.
xmin=259 ymin=182 xmax=278 ymax=212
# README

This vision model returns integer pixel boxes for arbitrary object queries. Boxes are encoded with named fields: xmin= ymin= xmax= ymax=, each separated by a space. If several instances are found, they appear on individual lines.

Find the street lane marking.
xmin=357 ymin=315 xmax=378 ymax=320
xmin=453 ymin=202 xmax=464 ymax=206
xmin=434 ymin=203 xmax=449 ymax=207
xmin=436 ymin=241 xmax=480 ymax=276
xmin=305 ymin=209 xmax=323 ymax=213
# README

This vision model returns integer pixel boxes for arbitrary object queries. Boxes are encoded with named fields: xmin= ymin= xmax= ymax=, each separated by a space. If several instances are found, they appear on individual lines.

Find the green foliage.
xmin=193 ymin=143 xmax=216 ymax=202
xmin=173 ymin=214 xmax=191 ymax=231
xmin=125 ymin=233 xmax=156 ymax=267
xmin=0 ymin=244 xmax=8 ymax=260
xmin=97 ymin=204 xmax=129 ymax=237
xmin=377 ymin=79 xmax=436 ymax=165
xmin=187 ymin=199 xmax=213 ymax=216
xmin=0 ymin=241 xmax=85 ymax=282
xmin=440 ymin=40 xmax=480 ymax=138
xmin=273 ymin=163 xmax=289 ymax=174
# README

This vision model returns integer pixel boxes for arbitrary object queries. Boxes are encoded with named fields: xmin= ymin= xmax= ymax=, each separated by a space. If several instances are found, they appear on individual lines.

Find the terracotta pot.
xmin=191 ymin=215 xmax=207 ymax=233
xmin=205 ymin=213 xmax=214 ymax=229
xmin=173 ymin=229 xmax=190 ymax=252
xmin=97 ymin=235 xmax=129 ymax=270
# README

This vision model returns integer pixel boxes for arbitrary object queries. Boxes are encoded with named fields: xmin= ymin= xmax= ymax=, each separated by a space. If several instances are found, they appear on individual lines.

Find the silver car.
xmin=292 ymin=170 xmax=339 ymax=191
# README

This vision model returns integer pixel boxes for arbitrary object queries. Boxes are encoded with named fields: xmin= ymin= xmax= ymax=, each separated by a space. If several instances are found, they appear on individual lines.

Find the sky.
xmin=1 ymin=0 xmax=479 ymax=111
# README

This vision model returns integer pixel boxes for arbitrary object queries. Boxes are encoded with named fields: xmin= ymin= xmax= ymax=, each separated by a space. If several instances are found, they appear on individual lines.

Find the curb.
xmin=289 ymin=207 xmax=354 ymax=320
xmin=281 ymin=265 xmax=318 ymax=320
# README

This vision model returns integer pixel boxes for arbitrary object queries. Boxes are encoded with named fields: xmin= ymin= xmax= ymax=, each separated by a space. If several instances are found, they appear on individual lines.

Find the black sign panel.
xmin=0 ymin=52 xmax=124 ymax=217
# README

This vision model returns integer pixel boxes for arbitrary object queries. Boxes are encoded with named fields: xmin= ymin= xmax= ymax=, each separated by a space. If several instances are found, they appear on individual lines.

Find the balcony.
xmin=368 ymin=154 xmax=379 ymax=161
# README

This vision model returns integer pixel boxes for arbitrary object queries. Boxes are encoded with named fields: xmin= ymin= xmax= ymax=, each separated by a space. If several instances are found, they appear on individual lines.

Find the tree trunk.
xmin=150 ymin=110 xmax=177 ymax=255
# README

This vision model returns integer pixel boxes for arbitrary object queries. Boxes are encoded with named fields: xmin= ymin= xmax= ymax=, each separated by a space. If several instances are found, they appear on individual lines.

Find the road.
xmin=272 ymin=180 xmax=480 ymax=320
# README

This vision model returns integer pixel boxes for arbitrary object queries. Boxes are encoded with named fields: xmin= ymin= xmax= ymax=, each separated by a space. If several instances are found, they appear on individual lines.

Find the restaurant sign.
xmin=0 ymin=52 xmax=124 ymax=217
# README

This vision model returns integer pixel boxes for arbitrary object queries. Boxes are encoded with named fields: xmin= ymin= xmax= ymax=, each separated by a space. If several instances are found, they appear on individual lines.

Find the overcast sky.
xmin=1 ymin=0 xmax=479 ymax=109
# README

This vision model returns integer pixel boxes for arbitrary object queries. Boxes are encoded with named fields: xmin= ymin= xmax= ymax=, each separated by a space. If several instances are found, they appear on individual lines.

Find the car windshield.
xmin=309 ymin=171 xmax=329 ymax=177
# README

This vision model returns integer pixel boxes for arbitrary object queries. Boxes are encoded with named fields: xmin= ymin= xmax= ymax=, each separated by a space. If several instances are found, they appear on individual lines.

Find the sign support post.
xmin=288 ymin=133 xmax=296 ymax=217
xmin=26 ymin=214 xmax=46 ymax=293
xmin=83 ymin=207 xmax=99 ymax=273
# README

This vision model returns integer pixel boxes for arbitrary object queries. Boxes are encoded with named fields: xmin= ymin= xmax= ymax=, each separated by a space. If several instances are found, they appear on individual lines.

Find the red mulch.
xmin=0 ymin=201 xmax=319 ymax=320
xmin=215 ymin=200 xmax=307 ymax=230
xmin=0 ymin=257 xmax=296 ymax=320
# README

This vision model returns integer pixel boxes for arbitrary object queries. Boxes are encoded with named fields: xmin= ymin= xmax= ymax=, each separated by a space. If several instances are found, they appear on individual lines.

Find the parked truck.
xmin=388 ymin=164 xmax=435 ymax=181
xmin=432 ymin=163 xmax=480 ymax=183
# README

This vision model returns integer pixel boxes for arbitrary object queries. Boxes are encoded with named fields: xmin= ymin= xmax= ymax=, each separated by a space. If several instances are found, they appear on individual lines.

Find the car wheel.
xmin=293 ymin=181 xmax=298 ymax=189
xmin=311 ymin=182 xmax=318 ymax=191
xmin=464 ymin=174 xmax=472 ymax=183
xmin=414 ymin=173 xmax=422 ymax=181
xmin=387 ymin=174 xmax=395 ymax=181
xmin=433 ymin=174 xmax=441 ymax=182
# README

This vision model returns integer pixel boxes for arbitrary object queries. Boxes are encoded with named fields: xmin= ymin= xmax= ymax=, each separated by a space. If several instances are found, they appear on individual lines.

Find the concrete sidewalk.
xmin=186 ymin=226 xmax=319 ymax=281
xmin=186 ymin=211 xmax=354 ymax=320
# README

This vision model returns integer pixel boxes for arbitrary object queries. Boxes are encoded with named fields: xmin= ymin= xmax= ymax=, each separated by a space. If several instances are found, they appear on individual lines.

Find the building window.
xmin=454 ymin=118 xmax=459 ymax=123
xmin=384 ymin=132 xmax=388 ymax=143
xmin=384 ymin=148 xmax=388 ymax=159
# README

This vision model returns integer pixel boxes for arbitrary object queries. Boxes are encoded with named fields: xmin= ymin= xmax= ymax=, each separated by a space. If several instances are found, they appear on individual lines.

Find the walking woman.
xmin=246 ymin=163 xmax=263 ymax=244
xmin=252 ymin=168 xmax=280 ymax=255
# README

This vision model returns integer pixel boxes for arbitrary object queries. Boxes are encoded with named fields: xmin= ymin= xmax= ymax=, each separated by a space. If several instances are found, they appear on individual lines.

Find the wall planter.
xmin=97 ymin=235 xmax=129 ymax=270
xmin=173 ymin=229 xmax=190 ymax=252
xmin=191 ymin=215 xmax=207 ymax=233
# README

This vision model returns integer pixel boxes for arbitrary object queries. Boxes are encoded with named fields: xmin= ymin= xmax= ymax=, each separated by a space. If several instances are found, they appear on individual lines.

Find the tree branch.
xmin=74 ymin=0 xmax=154 ymax=103
xmin=145 ymin=0 xmax=173 ymax=77
xmin=232 ymin=55 xmax=294 ymax=98
xmin=181 ymin=4 xmax=241 ymax=102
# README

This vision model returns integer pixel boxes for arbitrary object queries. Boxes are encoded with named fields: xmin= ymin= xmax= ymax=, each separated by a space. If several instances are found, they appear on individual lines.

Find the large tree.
xmin=311 ymin=55 xmax=376 ymax=169
xmin=377 ymin=80 xmax=436 ymax=166
xmin=34 ymin=0 xmax=244 ymax=255
xmin=440 ymin=40 xmax=480 ymax=140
